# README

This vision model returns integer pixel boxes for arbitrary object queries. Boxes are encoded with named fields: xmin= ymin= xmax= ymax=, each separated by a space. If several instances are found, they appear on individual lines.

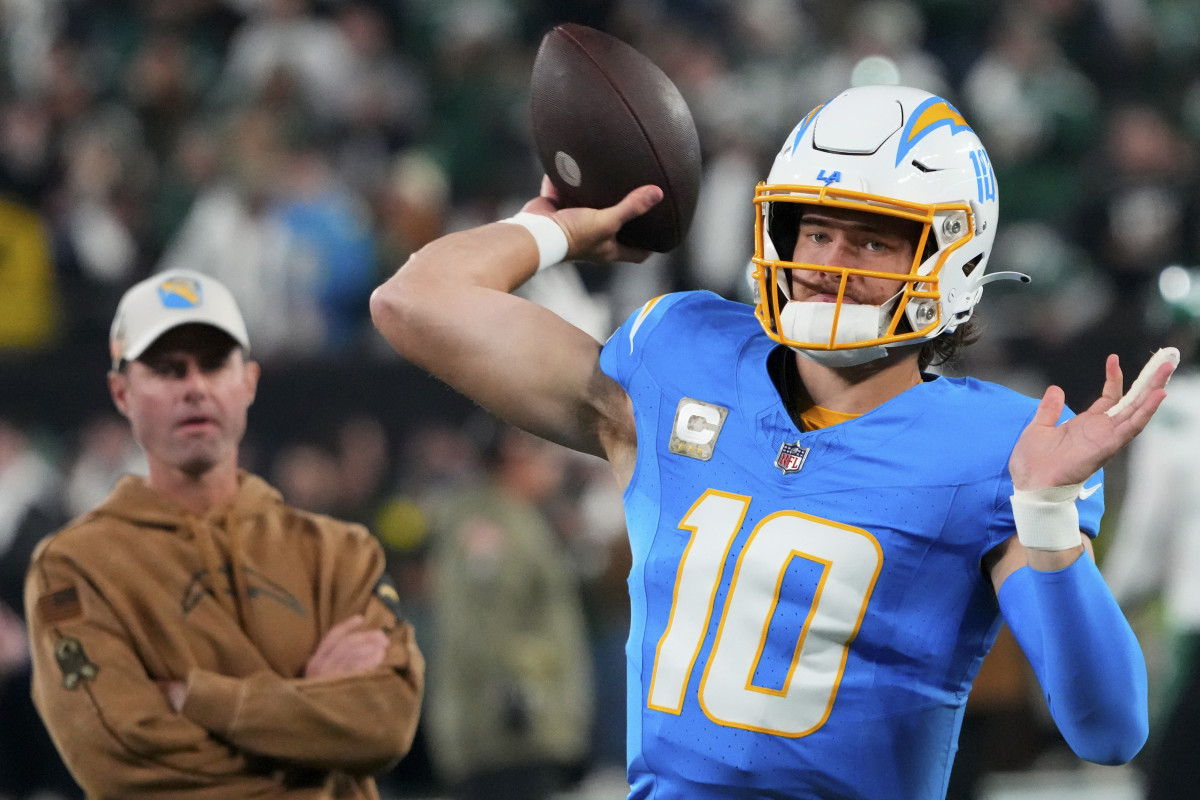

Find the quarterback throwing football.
xmin=372 ymin=85 xmax=1174 ymax=799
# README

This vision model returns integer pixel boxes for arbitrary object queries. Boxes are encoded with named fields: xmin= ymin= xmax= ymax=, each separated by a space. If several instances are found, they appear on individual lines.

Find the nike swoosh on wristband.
xmin=1079 ymin=482 xmax=1103 ymax=500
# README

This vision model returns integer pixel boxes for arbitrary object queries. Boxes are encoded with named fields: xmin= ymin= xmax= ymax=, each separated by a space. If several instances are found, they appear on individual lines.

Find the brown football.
xmin=530 ymin=23 xmax=702 ymax=253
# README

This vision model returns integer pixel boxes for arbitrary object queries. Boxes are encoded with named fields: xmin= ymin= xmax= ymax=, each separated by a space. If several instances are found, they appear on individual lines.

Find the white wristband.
xmin=1010 ymin=484 xmax=1084 ymax=551
xmin=500 ymin=212 xmax=569 ymax=271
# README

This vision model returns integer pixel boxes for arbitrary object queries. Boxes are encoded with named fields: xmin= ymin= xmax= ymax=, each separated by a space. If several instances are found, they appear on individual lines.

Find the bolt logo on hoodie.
xmin=181 ymin=564 xmax=304 ymax=617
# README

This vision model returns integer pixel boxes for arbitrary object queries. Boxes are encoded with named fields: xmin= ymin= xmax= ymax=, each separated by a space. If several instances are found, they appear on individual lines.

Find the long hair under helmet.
xmin=752 ymin=84 xmax=1028 ymax=367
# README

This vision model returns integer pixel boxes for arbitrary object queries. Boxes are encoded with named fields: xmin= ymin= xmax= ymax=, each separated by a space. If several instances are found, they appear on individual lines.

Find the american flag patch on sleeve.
xmin=37 ymin=587 xmax=83 ymax=624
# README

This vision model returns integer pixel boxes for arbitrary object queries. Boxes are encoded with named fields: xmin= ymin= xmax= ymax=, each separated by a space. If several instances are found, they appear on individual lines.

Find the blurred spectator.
xmin=272 ymin=141 xmax=378 ymax=351
xmin=270 ymin=439 xmax=344 ymax=514
xmin=961 ymin=3 xmax=1101 ymax=224
xmin=1069 ymin=103 xmax=1200 ymax=381
xmin=1074 ymin=103 xmax=1199 ymax=295
xmin=0 ymin=419 xmax=65 ymax=610
xmin=1027 ymin=0 xmax=1158 ymax=96
xmin=373 ymin=420 xmax=485 ymax=669
xmin=156 ymin=107 xmax=325 ymax=359
xmin=145 ymin=121 xmax=224 ymax=263
xmin=567 ymin=457 xmax=632 ymax=773
xmin=56 ymin=113 xmax=145 ymax=285
xmin=63 ymin=413 xmax=147 ymax=519
xmin=1103 ymin=279 xmax=1200 ymax=800
xmin=425 ymin=421 xmax=593 ymax=800
xmin=374 ymin=421 xmax=485 ymax=588
xmin=0 ymin=418 xmax=78 ymax=799
xmin=965 ymin=220 xmax=1116 ymax=408
xmin=122 ymin=29 xmax=210 ymax=167
xmin=328 ymin=2 xmax=430 ymax=194
xmin=373 ymin=149 xmax=452 ymax=272
xmin=422 ymin=1 xmax=531 ymax=211
xmin=332 ymin=413 xmax=393 ymax=526
xmin=371 ymin=420 xmax=486 ymax=797
xmin=0 ymin=99 xmax=57 ymax=205
xmin=0 ymin=194 xmax=60 ymax=351
xmin=375 ymin=420 xmax=484 ymax=677
xmin=802 ymin=0 xmax=951 ymax=104
xmin=219 ymin=0 xmax=355 ymax=123
xmin=267 ymin=414 xmax=394 ymax=524
xmin=685 ymin=136 xmax=762 ymax=300
xmin=0 ymin=601 xmax=30 ymax=687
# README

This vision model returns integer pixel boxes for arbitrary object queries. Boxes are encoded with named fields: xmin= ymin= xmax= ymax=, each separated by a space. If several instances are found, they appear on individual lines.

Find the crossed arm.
xmin=160 ymin=614 xmax=389 ymax=710
xmin=27 ymin=555 xmax=423 ymax=797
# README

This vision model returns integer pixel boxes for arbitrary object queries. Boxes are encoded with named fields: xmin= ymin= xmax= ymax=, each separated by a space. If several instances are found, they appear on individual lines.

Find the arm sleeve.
xmin=998 ymin=554 xmax=1149 ymax=765
xmin=178 ymin=541 xmax=425 ymax=775
xmin=25 ymin=554 xmax=261 ymax=799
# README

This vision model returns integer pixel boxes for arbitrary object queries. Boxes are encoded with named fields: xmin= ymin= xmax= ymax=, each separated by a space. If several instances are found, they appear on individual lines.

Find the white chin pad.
xmin=781 ymin=301 xmax=885 ymax=345
xmin=780 ymin=301 xmax=891 ymax=367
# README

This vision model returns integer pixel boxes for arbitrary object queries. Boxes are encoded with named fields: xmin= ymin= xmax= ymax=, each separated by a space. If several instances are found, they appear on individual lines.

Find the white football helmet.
xmin=752 ymin=84 xmax=1026 ymax=366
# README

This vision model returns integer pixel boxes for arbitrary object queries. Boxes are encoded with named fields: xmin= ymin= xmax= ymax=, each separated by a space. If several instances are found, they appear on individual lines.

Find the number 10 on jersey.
xmin=647 ymin=490 xmax=883 ymax=736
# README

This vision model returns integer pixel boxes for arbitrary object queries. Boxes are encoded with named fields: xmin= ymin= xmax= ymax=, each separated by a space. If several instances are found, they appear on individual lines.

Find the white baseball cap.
xmin=109 ymin=269 xmax=250 ymax=369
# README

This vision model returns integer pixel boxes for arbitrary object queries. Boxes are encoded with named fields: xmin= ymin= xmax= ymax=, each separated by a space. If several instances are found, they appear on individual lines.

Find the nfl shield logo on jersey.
xmin=774 ymin=440 xmax=809 ymax=475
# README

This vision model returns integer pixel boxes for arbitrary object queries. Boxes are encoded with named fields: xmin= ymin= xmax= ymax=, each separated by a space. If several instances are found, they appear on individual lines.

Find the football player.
xmin=371 ymin=85 xmax=1174 ymax=799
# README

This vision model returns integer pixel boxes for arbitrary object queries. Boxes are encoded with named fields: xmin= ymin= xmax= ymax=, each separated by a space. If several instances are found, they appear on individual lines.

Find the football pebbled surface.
xmin=530 ymin=23 xmax=701 ymax=253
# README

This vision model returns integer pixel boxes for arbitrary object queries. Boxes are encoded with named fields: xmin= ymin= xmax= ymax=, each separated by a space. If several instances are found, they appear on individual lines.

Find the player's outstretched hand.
xmin=304 ymin=614 xmax=389 ymax=680
xmin=1009 ymin=349 xmax=1179 ymax=491
xmin=522 ymin=176 xmax=663 ymax=265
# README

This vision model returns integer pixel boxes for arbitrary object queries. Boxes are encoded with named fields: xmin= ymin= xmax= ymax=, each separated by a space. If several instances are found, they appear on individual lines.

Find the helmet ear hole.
xmin=920 ymin=231 xmax=939 ymax=264
xmin=768 ymin=202 xmax=802 ymax=261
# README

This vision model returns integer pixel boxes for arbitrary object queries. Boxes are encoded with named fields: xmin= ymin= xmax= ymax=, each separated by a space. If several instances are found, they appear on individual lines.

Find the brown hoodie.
xmin=24 ymin=472 xmax=424 ymax=799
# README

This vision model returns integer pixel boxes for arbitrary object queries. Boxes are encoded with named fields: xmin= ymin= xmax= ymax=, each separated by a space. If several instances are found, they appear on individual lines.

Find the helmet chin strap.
xmin=792 ymin=343 xmax=891 ymax=367
xmin=779 ymin=295 xmax=897 ymax=367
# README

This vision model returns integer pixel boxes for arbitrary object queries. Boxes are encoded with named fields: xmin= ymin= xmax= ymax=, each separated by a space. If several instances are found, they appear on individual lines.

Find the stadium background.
xmin=2 ymin=0 xmax=1199 ymax=798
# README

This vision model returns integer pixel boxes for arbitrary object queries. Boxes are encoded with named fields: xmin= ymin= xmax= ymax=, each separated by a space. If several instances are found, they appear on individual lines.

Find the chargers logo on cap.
xmin=157 ymin=278 xmax=202 ymax=309
xmin=895 ymin=97 xmax=972 ymax=166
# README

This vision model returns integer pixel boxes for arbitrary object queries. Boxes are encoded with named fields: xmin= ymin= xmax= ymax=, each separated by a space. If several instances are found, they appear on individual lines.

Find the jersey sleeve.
xmin=179 ymin=534 xmax=424 ymax=775
xmin=600 ymin=293 xmax=691 ymax=388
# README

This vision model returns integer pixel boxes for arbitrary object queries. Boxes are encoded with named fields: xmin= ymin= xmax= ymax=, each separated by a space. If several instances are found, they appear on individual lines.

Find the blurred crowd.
xmin=3 ymin=0 xmax=1200 ymax=798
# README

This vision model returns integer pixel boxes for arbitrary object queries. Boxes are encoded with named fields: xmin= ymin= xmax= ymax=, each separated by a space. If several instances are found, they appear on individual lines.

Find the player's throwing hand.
xmin=521 ymin=177 xmax=663 ymax=266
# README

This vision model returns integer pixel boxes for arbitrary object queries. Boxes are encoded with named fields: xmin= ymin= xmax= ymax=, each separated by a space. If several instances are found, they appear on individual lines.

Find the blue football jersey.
xmin=598 ymin=291 xmax=1103 ymax=800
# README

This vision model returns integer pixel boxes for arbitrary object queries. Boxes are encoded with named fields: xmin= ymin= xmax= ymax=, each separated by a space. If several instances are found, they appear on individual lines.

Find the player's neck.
xmin=145 ymin=459 xmax=241 ymax=516
xmin=791 ymin=348 xmax=923 ymax=416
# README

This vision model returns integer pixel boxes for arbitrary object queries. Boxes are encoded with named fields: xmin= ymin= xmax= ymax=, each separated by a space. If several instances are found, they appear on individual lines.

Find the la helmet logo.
xmin=774 ymin=440 xmax=809 ymax=475
xmin=817 ymin=169 xmax=841 ymax=186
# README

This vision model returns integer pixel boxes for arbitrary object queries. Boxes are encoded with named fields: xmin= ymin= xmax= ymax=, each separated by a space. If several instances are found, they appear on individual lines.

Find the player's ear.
xmin=243 ymin=357 xmax=261 ymax=404
xmin=108 ymin=369 xmax=131 ymax=419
